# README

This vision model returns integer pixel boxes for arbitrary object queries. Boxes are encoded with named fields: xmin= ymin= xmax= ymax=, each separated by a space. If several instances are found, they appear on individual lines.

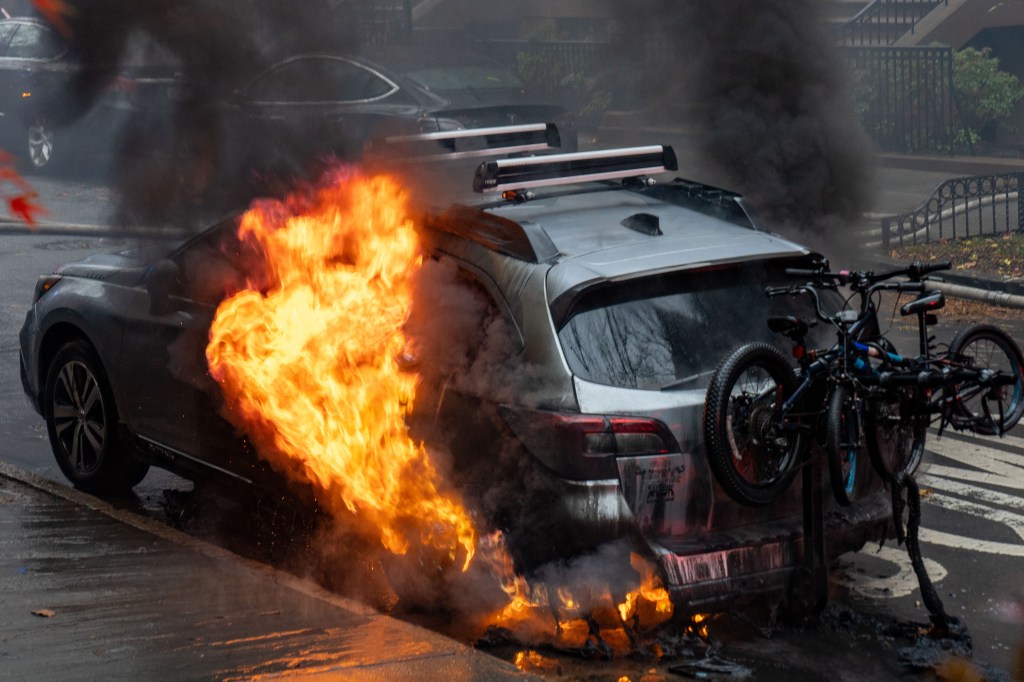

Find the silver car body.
xmin=21 ymin=165 xmax=889 ymax=608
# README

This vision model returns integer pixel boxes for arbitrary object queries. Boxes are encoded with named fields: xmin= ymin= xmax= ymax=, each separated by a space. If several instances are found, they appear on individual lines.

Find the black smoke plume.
xmin=38 ymin=0 xmax=360 ymax=228
xmin=611 ymin=0 xmax=873 ymax=242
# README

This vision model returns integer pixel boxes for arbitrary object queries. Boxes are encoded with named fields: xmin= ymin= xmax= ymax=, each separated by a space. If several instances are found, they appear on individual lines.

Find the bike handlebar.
xmin=784 ymin=261 xmax=951 ymax=289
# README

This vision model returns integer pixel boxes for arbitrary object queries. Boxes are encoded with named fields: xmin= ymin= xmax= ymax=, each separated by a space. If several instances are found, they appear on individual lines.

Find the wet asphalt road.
xmin=2 ymin=172 xmax=1024 ymax=680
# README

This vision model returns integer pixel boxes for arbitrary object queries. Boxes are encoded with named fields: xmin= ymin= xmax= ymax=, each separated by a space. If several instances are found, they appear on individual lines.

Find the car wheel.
xmin=43 ymin=340 xmax=149 ymax=494
xmin=27 ymin=116 xmax=55 ymax=171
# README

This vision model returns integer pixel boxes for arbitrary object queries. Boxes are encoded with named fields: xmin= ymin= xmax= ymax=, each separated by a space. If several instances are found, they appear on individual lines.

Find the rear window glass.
xmin=556 ymin=261 xmax=841 ymax=390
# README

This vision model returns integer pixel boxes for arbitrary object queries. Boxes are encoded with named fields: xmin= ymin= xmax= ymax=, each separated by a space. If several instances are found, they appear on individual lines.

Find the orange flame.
xmin=480 ymin=532 xmax=674 ymax=654
xmin=206 ymin=169 xmax=474 ymax=569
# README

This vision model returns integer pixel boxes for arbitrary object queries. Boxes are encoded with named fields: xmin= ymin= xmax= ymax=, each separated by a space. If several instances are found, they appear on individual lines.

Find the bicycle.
xmin=702 ymin=260 xmax=1024 ymax=508
xmin=702 ymin=265 xmax=886 ymax=507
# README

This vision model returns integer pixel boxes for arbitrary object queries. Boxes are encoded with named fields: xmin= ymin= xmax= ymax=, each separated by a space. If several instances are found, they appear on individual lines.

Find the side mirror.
xmin=145 ymin=259 xmax=182 ymax=315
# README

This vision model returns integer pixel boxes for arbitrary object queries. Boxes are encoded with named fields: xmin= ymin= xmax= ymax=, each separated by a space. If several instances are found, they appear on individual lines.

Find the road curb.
xmin=0 ymin=459 xmax=380 ymax=617
xmin=0 ymin=219 xmax=171 ymax=238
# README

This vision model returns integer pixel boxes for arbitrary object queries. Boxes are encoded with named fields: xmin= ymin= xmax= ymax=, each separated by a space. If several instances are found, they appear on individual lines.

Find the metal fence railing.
xmin=837 ymin=0 xmax=948 ymax=46
xmin=469 ymin=39 xmax=606 ymax=93
xmin=839 ymin=45 xmax=957 ymax=154
xmin=356 ymin=28 xmax=964 ymax=157
xmin=882 ymin=173 xmax=1024 ymax=249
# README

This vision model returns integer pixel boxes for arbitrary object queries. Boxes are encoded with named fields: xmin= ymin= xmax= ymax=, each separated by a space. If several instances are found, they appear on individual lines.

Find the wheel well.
xmin=38 ymin=323 xmax=93 ymax=392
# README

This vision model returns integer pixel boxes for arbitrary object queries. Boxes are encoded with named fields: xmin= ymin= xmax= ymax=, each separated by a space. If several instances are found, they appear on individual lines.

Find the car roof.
xmin=477 ymin=186 xmax=809 ymax=301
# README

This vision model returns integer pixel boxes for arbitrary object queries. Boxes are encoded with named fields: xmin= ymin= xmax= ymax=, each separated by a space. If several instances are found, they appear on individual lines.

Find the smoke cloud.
xmin=610 ymin=0 xmax=874 ymax=244
xmin=41 ymin=0 xmax=361 ymax=228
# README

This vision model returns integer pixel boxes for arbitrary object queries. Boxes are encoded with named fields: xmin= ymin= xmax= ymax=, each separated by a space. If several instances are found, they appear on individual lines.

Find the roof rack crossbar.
xmin=377 ymin=123 xmax=561 ymax=161
xmin=473 ymin=145 xmax=678 ymax=193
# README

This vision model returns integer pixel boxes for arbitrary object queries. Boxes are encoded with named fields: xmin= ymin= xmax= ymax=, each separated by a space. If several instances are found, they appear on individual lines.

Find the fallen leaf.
xmin=32 ymin=609 xmax=56 ymax=618
xmin=9 ymin=193 xmax=45 ymax=225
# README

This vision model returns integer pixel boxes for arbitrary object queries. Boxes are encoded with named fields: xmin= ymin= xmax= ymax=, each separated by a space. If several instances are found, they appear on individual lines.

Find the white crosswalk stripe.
xmin=915 ymin=431 xmax=1024 ymax=556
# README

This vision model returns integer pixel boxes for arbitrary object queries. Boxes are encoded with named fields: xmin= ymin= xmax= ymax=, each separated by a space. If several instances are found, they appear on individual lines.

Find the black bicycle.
xmin=702 ymin=269 xmax=882 ymax=507
xmin=702 ymin=260 xmax=1024 ymax=507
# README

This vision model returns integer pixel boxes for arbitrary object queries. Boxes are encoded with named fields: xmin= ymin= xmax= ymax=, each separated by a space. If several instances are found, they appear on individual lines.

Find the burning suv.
xmin=19 ymin=128 xmax=890 ymax=608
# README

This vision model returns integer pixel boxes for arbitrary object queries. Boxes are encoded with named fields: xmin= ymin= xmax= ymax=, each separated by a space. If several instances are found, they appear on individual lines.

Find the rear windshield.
xmin=556 ymin=260 xmax=841 ymax=390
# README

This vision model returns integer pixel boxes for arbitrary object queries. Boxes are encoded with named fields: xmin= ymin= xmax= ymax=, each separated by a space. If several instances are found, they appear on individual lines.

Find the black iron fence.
xmin=839 ymin=45 xmax=957 ymax=154
xmin=837 ymin=0 xmax=948 ymax=46
xmin=472 ymin=40 xmax=606 ymax=94
xmin=882 ymin=173 xmax=1024 ymax=249
xmin=368 ymin=32 xmax=962 ymax=156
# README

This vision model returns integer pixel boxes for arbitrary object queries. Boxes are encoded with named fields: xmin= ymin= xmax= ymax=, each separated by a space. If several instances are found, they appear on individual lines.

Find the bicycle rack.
xmin=793 ymin=450 xmax=829 ymax=610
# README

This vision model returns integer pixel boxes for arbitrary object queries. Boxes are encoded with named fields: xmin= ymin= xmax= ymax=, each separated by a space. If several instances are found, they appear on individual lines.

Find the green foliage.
xmin=952 ymin=46 xmax=1024 ymax=148
xmin=515 ymin=47 xmax=611 ymax=130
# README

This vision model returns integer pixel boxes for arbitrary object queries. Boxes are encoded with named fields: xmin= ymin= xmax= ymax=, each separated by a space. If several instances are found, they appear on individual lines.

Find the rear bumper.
xmin=547 ymin=474 xmax=890 ymax=610
xmin=653 ymin=493 xmax=890 ymax=609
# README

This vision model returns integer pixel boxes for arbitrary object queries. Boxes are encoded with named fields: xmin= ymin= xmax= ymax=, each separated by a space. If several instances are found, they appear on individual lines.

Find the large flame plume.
xmin=206 ymin=168 xmax=474 ymax=569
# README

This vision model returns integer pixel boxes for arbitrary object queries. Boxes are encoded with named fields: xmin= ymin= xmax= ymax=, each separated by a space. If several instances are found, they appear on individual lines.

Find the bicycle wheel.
xmin=703 ymin=343 xmax=804 ymax=507
xmin=826 ymin=385 xmax=862 ymax=506
xmin=864 ymin=384 xmax=927 ymax=479
xmin=947 ymin=324 xmax=1024 ymax=435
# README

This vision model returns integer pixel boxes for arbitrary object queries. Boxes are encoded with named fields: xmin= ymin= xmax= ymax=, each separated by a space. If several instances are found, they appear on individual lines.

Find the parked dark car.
xmin=19 ymin=136 xmax=889 ymax=607
xmin=213 ymin=46 xmax=578 ymax=177
xmin=0 ymin=16 xmax=179 ymax=173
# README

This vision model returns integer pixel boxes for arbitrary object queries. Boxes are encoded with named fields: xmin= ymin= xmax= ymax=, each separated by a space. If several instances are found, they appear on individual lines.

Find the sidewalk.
xmin=0 ymin=462 xmax=534 ymax=682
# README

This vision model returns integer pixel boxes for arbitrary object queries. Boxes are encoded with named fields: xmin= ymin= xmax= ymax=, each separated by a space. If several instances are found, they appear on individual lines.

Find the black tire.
xmin=826 ymin=386 xmax=862 ymax=506
xmin=703 ymin=343 xmax=804 ymax=507
xmin=864 ymin=384 xmax=926 ymax=479
xmin=43 ymin=340 xmax=149 ymax=494
xmin=947 ymin=324 xmax=1024 ymax=435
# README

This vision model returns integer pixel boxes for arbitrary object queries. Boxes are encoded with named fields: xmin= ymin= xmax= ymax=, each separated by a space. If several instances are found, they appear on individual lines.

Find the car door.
xmin=118 ymin=218 xmax=256 ymax=480
xmin=4 ymin=21 xmax=69 ymax=114
xmin=0 ymin=21 xmax=20 ymax=117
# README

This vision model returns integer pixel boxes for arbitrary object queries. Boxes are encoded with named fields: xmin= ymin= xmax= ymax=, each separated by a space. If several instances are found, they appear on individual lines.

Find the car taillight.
xmin=499 ymin=406 xmax=680 ymax=480
xmin=570 ymin=415 xmax=674 ymax=457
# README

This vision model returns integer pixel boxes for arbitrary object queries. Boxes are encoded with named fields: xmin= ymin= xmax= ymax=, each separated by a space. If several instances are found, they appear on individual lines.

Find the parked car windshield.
xmin=556 ymin=260 xmax=841 ymax=390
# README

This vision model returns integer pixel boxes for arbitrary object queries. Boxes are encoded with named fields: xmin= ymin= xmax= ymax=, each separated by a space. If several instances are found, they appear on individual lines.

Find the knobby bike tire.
xmin=947 ymin=324 xmax=1024 ymax=435
xmin=864 ymin=383 xmax=927 ymax=479
xmin=826 ymin=385 xmax=861 ymax=506
xmin=703 ymin=342 xmax=804 ymax=507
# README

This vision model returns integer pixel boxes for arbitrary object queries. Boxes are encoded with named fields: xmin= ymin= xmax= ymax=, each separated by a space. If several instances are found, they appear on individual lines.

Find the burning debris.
xmin=477 ymin=534 xmax=675 ymax=657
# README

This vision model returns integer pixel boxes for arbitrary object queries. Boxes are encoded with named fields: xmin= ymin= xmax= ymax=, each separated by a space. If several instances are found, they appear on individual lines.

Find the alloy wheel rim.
xmin=52 ymin=360 xmax=106 ymax=474
xmin=28 ymin=123 xmax=53 ymax=167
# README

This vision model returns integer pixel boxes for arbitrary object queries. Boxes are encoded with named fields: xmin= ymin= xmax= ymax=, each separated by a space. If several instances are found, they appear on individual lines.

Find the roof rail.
xmin=374 ymin=123 xmax=561 ymax=161
xmin=472 ymin=145 xmax=678 ymax=194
